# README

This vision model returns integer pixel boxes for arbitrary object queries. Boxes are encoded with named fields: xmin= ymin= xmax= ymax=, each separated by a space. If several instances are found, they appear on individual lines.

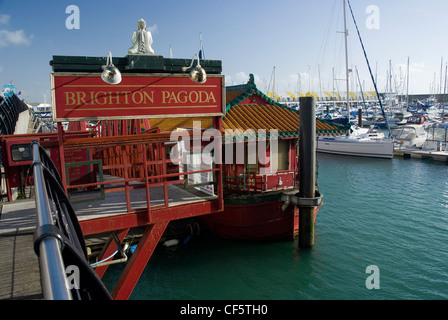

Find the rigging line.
xmin=267 ymin=67 xmax=274 ymax=93
xmin=346 ymin=0 xmax=391 ymax=137
xmin=332 ymin=1 xmax=346 ymax=87
xmin=316 ymin=0 xmax=338 ymax=70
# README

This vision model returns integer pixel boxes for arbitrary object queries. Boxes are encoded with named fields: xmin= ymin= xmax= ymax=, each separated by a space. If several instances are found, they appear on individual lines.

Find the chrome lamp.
xmin=182 ymin=54 xmax=207 ymax=83
xmin=101 ymin=51 xmax=122 ymax=84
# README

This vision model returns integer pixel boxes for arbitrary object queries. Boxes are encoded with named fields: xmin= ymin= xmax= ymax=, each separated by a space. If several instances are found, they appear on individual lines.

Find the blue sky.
xmin=1 ymin=0 xmax=448 ymax=103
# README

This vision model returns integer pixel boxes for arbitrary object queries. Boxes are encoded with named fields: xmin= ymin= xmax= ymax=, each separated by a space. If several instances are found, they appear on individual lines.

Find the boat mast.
xmin=440 ymin=57 xmax=443 ymax=96
xmin=345 ymin=0 xmax=391 ymax=137
xmin=355 ymin=66 xmax=367 ymax=113
xmin=199 ymin=32 xmax=205 ymax=59
xmin=444 ymin=63 xmax=447 ymax=116
xmin=332 ymin=67 xmax=336 ymax=109
xmin=406 ymin=57 xmax=410 ymax=108
xmin=343 ymin=0 xmax=350 ymax=117
xmin=273 ymin=66 xmax=276 ymax=102
xmin=318 ymin=64 xmax=323 ymax=99
xmin=389 ymin=59 xmax=393 ymax=112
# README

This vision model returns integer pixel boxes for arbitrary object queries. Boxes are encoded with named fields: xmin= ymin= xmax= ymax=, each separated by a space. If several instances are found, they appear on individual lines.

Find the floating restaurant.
xmin=148 ymin=74 xmax=344 ymax=240
xmin=0 ymin=19 xmax=344 ymax=300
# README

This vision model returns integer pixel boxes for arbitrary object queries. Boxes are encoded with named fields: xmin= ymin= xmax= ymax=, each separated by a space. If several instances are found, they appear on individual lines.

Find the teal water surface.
xmin=102 ymin=154 xmax=448 ymax=300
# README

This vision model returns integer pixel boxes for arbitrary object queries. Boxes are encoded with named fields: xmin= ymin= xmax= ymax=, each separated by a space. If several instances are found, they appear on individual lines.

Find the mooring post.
xmin=298 ymin=97 xmax=316 ymax=248
xmin=358 ymin=107 xmax=362 ymax=127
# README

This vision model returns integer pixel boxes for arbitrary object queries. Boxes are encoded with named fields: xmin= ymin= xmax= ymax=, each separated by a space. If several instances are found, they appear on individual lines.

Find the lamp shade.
xmin=101 ymin=51 xmax=122 ymax=84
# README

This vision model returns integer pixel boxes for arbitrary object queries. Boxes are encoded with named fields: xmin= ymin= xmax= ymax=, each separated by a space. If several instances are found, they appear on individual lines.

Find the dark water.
xmin=102 ymin=154 xmax=448 ymax=300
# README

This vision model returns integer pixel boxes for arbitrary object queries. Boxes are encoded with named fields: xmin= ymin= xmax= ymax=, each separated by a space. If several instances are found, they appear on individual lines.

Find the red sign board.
xmin=51 ymin=73 xmax=225 ymax=122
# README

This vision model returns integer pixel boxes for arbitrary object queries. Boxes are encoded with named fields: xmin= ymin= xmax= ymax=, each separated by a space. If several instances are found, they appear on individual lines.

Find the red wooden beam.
xmin=94 ymin=228 xmax=130 ymax=279
xmin=79 ymin=199 xmax=221 ymax=236
xmin=213 ymin=116 xmax=224 ymax=211
xmin=111 ymin=221 xmax=169 ymax=300
xmin=95 ymin=228 xmax=129 ymax=278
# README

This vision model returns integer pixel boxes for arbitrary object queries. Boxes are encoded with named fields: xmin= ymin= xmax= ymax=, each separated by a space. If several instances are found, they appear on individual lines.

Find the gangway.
xmin=2 ymin=52 xmax=225 ymax=299
xmin=26 ymin=120 xmax=223 ymax=299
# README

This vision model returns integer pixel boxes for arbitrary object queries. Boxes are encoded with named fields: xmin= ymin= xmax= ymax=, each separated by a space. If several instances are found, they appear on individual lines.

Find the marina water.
xmin=102 ymin=153 xmax=448 ymax=300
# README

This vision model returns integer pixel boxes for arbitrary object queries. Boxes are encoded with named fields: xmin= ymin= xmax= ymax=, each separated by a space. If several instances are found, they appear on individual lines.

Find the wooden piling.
xmin=298 ymin=97 xmax=316 ymax=248
xmin=358 ymin=107 xmax=362 ymax=127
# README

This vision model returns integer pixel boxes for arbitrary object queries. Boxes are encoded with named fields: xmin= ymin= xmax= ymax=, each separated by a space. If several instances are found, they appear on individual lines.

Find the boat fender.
xmin=163 ymin=239 xmax=179 ymax=247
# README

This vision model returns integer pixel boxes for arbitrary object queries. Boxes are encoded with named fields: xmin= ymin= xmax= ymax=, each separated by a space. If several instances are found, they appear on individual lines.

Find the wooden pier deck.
xmin=0 ymin=230 xmax=43 ymax=300
xmin=0 ymin=200 xmax=42 ymax=300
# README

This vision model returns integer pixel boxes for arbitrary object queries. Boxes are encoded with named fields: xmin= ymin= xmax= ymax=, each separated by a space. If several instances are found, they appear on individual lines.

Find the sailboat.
xmin=317 ymin=0 xmax=394 ymax=159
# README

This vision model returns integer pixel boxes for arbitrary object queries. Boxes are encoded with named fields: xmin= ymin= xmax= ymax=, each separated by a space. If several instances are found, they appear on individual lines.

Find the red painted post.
xmin=121 ymin=144 xmax=132 ymax=213
xmin=143 ymin=119 xmax=150 ymax=131
xmin=57 ymin=122 xmax=68 ymax=192
xmin=111 ymin=221 xmax=169 ymax=300
xmin=142 ymin=143 xmax=152 ymax=220
xmin=213 ymin=116 xmax=224 ymax=212
xmin=95 ymin=228 xmax=130 ymax=278
xmin=161 ymin=142 xmax=169 ymax=207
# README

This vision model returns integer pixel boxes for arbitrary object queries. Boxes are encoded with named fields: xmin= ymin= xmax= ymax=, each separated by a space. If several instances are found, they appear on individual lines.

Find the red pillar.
xmin=95 ymin=228 xmax=130 ymax=278
xmin=213 ymin=116 xmax=224 ymax=212
xmin=57 ymin=122 xmax=68 ymax=192
xmin=111 ymin=221 xmax=168 ymax=300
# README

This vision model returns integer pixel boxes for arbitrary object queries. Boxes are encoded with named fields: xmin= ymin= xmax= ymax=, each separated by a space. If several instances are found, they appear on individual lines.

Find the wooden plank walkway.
xmin=0 ymin=199 xmax=42 ymax=300
xmin=0 ymin=230 xmax=42 ymax=300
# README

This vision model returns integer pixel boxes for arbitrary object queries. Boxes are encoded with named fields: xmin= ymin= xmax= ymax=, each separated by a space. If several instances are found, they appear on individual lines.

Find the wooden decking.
xmin=0 ymin=230 xmax=42 ymax=300
xmin=0 ymin=199 xmax=42 ymax=300
xmin=72 ymin=184 xmax=217 ymax=221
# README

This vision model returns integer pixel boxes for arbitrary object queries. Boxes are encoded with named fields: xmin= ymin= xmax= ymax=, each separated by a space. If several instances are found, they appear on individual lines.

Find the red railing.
xmin=61 ymin=132 xmax=222 ymax=216
xmin=223 ymin=169 xmax=296 ymax=192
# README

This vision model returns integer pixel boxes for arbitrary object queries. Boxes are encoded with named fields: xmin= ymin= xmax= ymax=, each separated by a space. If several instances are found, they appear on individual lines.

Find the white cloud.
xmin=148 ymin=24 xmax=158 ymax=34
xmin=235 ymin=71 xmax=249 ymax=84
xmin=0 ymin=14 xmax=10 ymax=25
xmin=396 ymin=62 xmax=425 ymax=75
xmin=280 ymin=72 xmax=315 ymax=94
xmin=0 ymin=29 xmax=33 ymax=48
xmin=229 ymin=71 xmax=262 ymax=86
xmin=409 ymin=62 xmax=425 ymax=74
xmin=0 ymin=15 xmax=33 ymax=48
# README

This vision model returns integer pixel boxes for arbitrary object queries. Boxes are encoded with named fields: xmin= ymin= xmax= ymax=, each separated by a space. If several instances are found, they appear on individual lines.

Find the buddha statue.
xmin=128 ymin=18 xmax=154 ymax=55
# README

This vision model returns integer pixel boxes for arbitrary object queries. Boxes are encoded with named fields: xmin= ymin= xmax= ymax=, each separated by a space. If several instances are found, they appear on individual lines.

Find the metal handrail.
xmin=32 ymin=141 xmax=112 ymax=300
xmin=32 ymin=141 xmax=72 ymax=300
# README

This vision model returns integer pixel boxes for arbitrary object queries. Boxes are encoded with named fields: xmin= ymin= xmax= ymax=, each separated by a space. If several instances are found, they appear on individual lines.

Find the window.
xmin=10 ymin=144 xmax=32 ymax=162
xmin=246 ymin=141 xmax=258 ymax=173
xmin=272 ymin=140 xmax=289 ymax=171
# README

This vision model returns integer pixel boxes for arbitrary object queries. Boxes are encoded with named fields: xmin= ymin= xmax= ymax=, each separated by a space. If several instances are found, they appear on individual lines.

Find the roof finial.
xmin=248 ymin=73 xmax=255 ymax=86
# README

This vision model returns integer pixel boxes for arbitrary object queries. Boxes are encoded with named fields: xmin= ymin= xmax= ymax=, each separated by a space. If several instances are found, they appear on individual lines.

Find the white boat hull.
xmin=317 ymin=137 xmax=394 ymax=158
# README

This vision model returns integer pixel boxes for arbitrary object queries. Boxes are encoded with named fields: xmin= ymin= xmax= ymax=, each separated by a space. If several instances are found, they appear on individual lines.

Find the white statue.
xmin=128 ymin=18 xmax=154 ymax=55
